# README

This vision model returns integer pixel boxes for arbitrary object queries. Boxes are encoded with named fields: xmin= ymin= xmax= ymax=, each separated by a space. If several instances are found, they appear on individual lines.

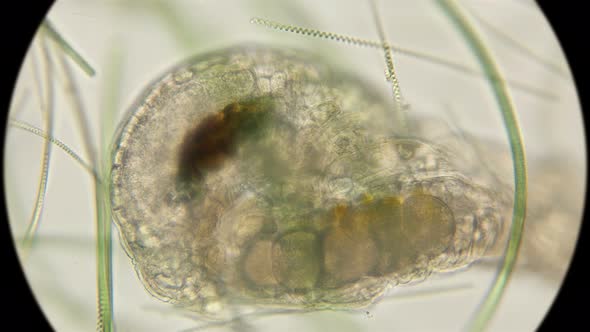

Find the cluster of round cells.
xmin=241 ymin=193 xmax=454 ymax=291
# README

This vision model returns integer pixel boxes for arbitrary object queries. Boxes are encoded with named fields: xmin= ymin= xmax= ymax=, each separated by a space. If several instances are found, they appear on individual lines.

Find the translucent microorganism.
xmin=109 ymin=45 xmax=509 ymax=318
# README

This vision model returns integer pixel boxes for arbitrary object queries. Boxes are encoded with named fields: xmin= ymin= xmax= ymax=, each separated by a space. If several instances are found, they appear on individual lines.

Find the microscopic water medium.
xmin=4 ymin=1 xmax=586 ymax=331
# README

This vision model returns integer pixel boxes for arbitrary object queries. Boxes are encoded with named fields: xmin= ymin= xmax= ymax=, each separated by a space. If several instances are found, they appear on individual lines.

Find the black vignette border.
xmin=536 ymin=0 xmax=589 ymax=331
xmin=1 ymin=0 xmax=56 ymax=331
xmin=1 ymin=1 xmax=588 ymax=332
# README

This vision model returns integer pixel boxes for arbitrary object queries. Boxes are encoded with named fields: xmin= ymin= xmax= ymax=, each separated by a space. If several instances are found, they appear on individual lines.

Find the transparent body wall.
xmin=3 ymin=0 xmax=585 ymax=331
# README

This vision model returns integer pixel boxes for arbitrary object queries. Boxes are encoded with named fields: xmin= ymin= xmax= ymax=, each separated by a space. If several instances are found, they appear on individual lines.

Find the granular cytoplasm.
xmin=109 ymin=45 xmax=510 ymax=317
